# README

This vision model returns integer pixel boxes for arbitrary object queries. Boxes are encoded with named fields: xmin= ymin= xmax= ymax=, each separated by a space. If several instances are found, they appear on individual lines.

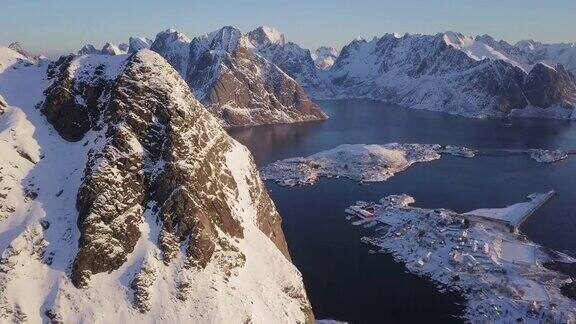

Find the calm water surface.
xmin=229 ymin=100 xmax=576 ymax=323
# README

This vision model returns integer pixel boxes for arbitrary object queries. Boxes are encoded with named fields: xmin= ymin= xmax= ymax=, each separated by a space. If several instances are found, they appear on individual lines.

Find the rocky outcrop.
xmin=0 ymin=94 xmax=6 ymax=115
xmin=524 ymin=63 xmax=576 ymax=108
xmin=2 ymin=50 xmax=313 ymax=322
xmin=182 ymin=26 xmax=327 ymax=127
xmin=41 ymin=55 xmax=110 ymax=141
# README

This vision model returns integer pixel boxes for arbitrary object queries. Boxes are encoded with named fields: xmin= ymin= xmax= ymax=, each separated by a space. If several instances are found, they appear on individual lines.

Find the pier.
xmin=464 ymin=190 xmax=556 ymax=232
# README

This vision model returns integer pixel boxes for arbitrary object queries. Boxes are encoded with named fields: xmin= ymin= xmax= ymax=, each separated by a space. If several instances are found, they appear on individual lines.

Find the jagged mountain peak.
xmin=0 ymin=43 xmax=31 ymax=72
xmin=150 ymin=29 xmax=191 ymax=75
xmin=0 ymin=49 xmax=313 ymax=322
xmin=179 ymin=26 xmax=327 ymax=127
xmin=475 ymin=34 xmax=497 ymax=43
xmin=128 ymin=36 xmax=153 ymax=53
xmin=515 ymin=39 xmax=541 ymax=51
xmin=156 ymin=28 xmax=191 ymax=43
xmin=7 ymin=42 xmax=41 ymax=63
xmin=78 ymin=44 xmax=99 ymax=55
xmin=7 ymin=42 xmax=31 ymax=58
xmin=198 ymin=25 xmax=244 ymax=54
xmin=101 ymin=42 xmax=127 ymax=55
xmin=441 ymin=30 xmax=470 ymax=46
xmin=247 ymin=26 xmax=286 ymax=47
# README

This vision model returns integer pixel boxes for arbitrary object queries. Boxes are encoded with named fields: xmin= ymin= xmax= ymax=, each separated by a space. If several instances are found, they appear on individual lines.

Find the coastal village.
xmin=261 ymin=143 xmax=576 ymax=322
xmin=346 ymin=193 xmax=576 ymax=323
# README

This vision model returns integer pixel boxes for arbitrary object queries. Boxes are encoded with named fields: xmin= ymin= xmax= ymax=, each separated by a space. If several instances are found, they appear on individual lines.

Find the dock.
xmin=463 ymin=190 xmax=556 ymax=232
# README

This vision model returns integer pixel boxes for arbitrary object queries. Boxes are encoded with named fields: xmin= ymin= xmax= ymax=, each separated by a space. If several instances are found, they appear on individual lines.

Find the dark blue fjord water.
xmin=229 ymin=100 xmax=576 ymax=324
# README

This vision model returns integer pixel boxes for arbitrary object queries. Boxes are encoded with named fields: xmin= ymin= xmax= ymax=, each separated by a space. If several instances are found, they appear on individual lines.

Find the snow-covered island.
xmin=527 ymin=149 xmax=569 ymax=163
xmin=261 ymin=144 xmax=573 ymax=187
xmin=346 ymin=193 xmax=576 ymax=323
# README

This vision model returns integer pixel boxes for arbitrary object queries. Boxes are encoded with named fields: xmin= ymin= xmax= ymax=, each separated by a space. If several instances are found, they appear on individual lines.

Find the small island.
xmin=261 ymin=144 xmax=573 ymax=187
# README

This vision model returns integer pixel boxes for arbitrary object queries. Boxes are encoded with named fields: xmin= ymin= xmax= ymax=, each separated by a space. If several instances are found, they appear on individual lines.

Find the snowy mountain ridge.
xmin=150 ymin=26 xmax=327 ymax=127
xmin=246 ymin=26 xmax=324 ymax=91
xmin=70 ymin=26 xmax=576 ymax=120
xmin=0 ymin=48 xmax=313 ymax=323
xmin=315 ymin=31 xmax=576 ymax=119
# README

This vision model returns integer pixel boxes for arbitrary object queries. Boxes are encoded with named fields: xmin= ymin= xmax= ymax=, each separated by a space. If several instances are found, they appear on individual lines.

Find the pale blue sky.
xmin=1 ymin=0 xmax=575 ymax=55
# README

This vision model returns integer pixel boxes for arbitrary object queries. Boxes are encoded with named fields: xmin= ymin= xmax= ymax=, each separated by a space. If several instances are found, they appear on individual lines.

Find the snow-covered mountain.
xmin=128 ymin=37 xmax=153 ymax=53
xmin=150 ymin=29 xmax=191 ymax=75
xmin=77 ymin=37 xmax=152 ymax=56
xmin=318 ymin=32 xmax=576 ymax=119
xmin=312 ymin=46 xmax=339 ymax=70
xmin=246 ymin=26 xmax=322 ymax=91
xmin=514 ymin=40 xmax=576 ymax=74
xmin=0 ymin=44 xmax=32 ymax=73
xmin=78 ymin=42 xmax=129 ymax=55
xmin=7 ymin=42 xmax=42 ymax=63
xmin=0 ymin=47 xmax=313 ymax=323
xmin=449 ymin=33 xmax=576 ymax=75
xmin=151 ymin=26 xmax=327 ymax=127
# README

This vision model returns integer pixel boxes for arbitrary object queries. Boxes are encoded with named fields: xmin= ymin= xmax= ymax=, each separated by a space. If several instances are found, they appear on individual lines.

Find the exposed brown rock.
xmin=524 ymin=63 xmax=576 ymax=108
xmin=41 ymin=56 xmax=110 ymax=141
xmin=40 ymin=51 xmax=295 ymax=288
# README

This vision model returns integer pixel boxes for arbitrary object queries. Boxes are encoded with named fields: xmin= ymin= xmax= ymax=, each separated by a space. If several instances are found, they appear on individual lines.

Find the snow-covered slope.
xmin=7 ymin=42 xmax=41 ymax=63
xmin=155 ymin=26 xmax=327 ymax=127
xmin=515 ymin=40 xmax=576 ymax=74
xmin=319 ymin=32 xmax=576 ymax=119
xmin=0 ymin=49 xmax=313 ymax=323
xmin=442 ymin=32 xmax=531 ymax=70
xmin=0 ymin=45 xmax=31 ymax=73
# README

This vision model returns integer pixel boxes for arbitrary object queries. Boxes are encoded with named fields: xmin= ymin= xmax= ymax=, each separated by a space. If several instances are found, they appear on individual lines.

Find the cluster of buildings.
xmin=347 ymin=193 xmax=576 ymax=322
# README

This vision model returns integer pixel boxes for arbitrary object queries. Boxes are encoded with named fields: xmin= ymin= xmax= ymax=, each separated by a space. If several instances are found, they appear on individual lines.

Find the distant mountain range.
xmin=73 ymin=26 xmax=576 ymax=120
xmin=319 ymin=32 xmax=576 ymax=118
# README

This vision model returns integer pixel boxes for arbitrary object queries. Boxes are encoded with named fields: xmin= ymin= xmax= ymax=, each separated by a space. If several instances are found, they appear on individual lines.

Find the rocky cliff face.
xmin=0 ymin=50 xmax=313 ymax=323
xmin=524 ymin=63 xmax=576 ymax=108
xmin=180 ymin=26 xmax=326 ymax=127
